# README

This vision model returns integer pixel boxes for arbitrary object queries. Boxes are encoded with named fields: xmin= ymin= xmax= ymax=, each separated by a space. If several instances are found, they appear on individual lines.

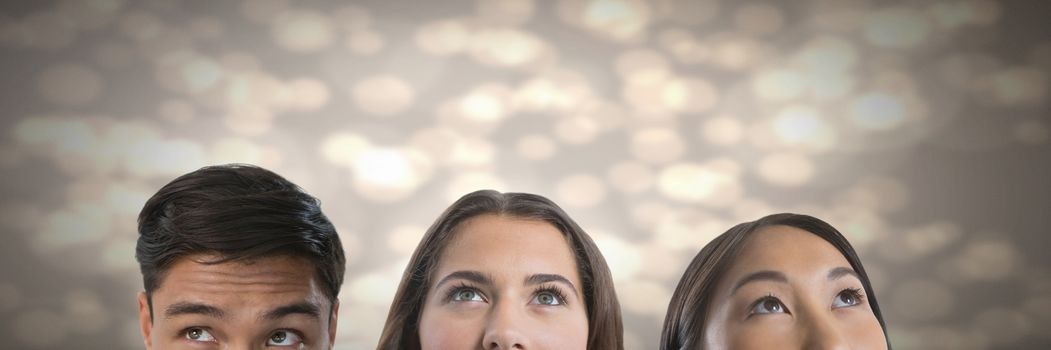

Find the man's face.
xmin=137 ymin=254 xmax=338 ymax=349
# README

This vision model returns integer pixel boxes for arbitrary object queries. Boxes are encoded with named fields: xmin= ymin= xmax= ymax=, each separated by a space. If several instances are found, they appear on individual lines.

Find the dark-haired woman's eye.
xmin=832 ymin=288 xmax=865 ymax=308
xmin=749 ymin=296 xmax=788 ymax=315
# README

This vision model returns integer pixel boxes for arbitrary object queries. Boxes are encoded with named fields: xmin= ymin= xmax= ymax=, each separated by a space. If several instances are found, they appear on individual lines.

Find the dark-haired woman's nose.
xmin=482 ymin=302 xmax=528 ymax=349
xmin=803 ymin=312 xmax=851 ymax=350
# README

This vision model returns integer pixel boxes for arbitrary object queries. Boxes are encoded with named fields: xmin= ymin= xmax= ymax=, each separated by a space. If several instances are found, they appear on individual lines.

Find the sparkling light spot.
xmin=615 ymin=49 xmax=670 ymax=84
xmin=988 ymin=67 xmax=1048 ymax=106
xmin=286 ymin=78 xmax=330 ymax=111
xmin=210 ymin=138 xmax=265 ymax=165
xmin=734 ymin=3 xmax=784 ymax=35
xmin=591 ymin=231 xmax=642 ymax=281
xmin=955 ymin=240 xmax=1017 ymax=281
xmin=654 ymin=210 xmax=729 ymax=251
xmin=606 ymin=161 xmax=653 ymax=194
xmin=124 ymin=138 xmax=208 ymax=177
xmin=347 ymin=271 xmax=402 ymax=307
xmin=272 ymin=10 xmax=335 ymax=52
xmin=796 ymin=36 xmax=858 ymax=72
xmin=63 ymin=289 xmax=109 ymax=334
xmin=416 ymin=19 xmax=472 ymax=56
xmin=618 ymin=279 xmax=672 ymax=316
xmin=701 ymin=116 xmax=744 ymax=146
xmin=14 ymin=309 xmax=67 ymax=347
xmin=630 ymin=128 xmax=685 ymax=164
xmin=36 ymin=63 xmax=103 ymax=106
xmin=387 ymin=225 xmax=427 ymax=255
xmin=320 ymin=132 xmax=371 ymax=167
xmin=516 ymin=134 xmax=558 ymax=160
xmin=476 ymin=0 xmax=535 ymax=26
xmin=469 ymin=29 xmax=547 ymax=68
xmin=560 ymin=0 xmax=652 ymax=42
xmin=973 ymin=308 xmax=1032 ymax=346
xmin=865 ymin=7 xmax=931 ymax=49
xmin=460 ymin=85 xmax=511 ymax=122
xmin=351 ymin=75 xmax=415 ymax=116
xmin=657 ymin=29 xmax=708 ymax=64
xmin=757 ymin=152 xmax=814 ymax=187
xmin=157 ymin=99 xmax=196 ymax=123
xmin=223 ymin=105 xmax=274 ymax=135
xmin=554 ymin=116 xmax=600 ymax=144
xmin=850 ymin=93 xmax=907 ymax=130
xmin=657 ymin=162 xmax=742 ymax=205
xmin=771 ymin=105 xmax=837 ymax=150
xmin=408 ymin=127 xmax=462 ymax=163
xmin=0 ymin=284 xmax=19 ymax=311
xmin=1014 ymin=120 xmax=1049 ymax=145
xmin=753 ymin=68 xmax=805 ymax=101
xmin=350 ymin=148 xmax=433 ymax=202
xmin=347 ymin=29 xmax=385 ymax=55
xmin=445 ymin=172 xmax=507 ymax=201
xmin=555 ymin=174 xmax=607 ymax=207
xmin=891 ymin=280 xmax=955 ymax=321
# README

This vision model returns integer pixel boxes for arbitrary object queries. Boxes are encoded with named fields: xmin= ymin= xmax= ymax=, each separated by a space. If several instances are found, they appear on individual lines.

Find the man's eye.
xmin=451 ymin=288 xmax=484 ymax=302
xmin=266 ymin=330 xmax=303 ymax=347
xmin=750 ymin=296 xmax=788 ymax=315
xmin=184 ymin=327 xmax=216 ymax=342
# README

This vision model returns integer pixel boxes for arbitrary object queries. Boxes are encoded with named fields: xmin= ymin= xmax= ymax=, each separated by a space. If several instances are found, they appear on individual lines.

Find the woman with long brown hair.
xmin=377 ymin=190 xmax=623 ymax=350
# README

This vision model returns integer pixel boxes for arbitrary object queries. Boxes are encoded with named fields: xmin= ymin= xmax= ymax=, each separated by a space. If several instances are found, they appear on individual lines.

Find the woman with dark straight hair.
xmin=660 ymin=213 xmax=890 ymax=350
xmin=377 ymin=190 xmax=623 ymax=350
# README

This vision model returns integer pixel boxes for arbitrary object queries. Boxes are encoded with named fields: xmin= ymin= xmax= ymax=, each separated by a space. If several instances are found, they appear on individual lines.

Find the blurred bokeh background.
xmin=1 ymin=0 xmax=1049 ymax=348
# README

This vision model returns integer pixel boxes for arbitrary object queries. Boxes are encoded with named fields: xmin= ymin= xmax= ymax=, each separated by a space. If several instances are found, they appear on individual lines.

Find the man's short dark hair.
xmin=136 ymin=164 xmax=346 ymax=311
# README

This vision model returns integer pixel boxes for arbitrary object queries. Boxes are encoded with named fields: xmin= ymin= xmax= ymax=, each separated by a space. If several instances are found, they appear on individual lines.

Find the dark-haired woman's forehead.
xmin=715 ymin=225 xmax=858 ymax=295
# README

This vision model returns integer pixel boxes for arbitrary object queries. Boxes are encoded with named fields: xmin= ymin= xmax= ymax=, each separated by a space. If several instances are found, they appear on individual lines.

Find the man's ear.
xmin=328 ymin=300 xmax=340 ymax=349
xmin=137 ymin=292 xmax=154 ymax=349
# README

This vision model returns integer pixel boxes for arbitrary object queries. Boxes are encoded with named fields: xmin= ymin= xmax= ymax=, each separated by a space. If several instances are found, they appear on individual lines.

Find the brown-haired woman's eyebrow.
xmin=525 ymin=273 xmax=579 ymax=297
xmin=434 ymin=270 xmax=493 ymax=290
xmin=731 ymin=270 xmax=788 ymax=295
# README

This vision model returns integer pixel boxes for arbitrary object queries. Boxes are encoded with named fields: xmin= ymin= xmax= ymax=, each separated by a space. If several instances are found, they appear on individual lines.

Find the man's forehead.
xmin=154 ymin=253 xmax=324 ymax=301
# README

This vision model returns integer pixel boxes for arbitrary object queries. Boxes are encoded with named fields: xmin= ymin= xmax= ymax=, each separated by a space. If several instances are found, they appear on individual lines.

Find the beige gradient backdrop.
xmin=1 ymin=0 xmax=1050 ymax=349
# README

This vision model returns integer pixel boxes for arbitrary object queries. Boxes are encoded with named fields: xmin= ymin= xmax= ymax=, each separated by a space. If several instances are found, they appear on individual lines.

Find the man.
xmin=135 ymin=164 xmax=346 ymax=349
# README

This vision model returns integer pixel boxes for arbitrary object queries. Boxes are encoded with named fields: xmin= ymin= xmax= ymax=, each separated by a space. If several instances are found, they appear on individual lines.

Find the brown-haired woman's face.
xmin=702 ymin=225 xmax=887 ymax=350
xmin=418 ymin=214 xmax=589 ymax=349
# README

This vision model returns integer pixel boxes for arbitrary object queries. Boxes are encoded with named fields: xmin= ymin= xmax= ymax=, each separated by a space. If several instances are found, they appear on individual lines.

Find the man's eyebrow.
xmin=262 ymin=302 xmax=322 ymax=320
xmin=434 ymin=270 xmax=492 ymax=289
xmin=525 ymin=273 xmax=579 ymax=298
xmin=827 ymin=266 xmax=859 ymax=281
xmin=164 ymin=302 xmax=224 ymax=320
xmin=731 ymin=270 xmax=788 ymax=295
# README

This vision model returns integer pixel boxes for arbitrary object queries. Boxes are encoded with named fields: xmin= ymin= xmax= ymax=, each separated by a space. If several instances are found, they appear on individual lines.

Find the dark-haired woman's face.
xmin=418 ymin=214 xmax=589 ymax=350
xmin=702 ymin=225 xmax=887 ymax=350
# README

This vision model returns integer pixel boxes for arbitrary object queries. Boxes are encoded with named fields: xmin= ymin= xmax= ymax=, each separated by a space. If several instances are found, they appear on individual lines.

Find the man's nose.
xmin=481 ymin=301 xmax=529 ymax=349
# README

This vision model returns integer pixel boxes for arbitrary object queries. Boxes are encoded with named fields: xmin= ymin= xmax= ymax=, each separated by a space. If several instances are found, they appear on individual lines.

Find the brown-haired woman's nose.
xmin=482 ymin=303 xmax=528 ymax=349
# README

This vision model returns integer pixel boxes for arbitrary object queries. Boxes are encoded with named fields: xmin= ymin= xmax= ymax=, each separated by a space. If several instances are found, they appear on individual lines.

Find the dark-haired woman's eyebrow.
xmin=731 ymin=270 xmax=788 ymax=295
xmin=525 ymin=273 xmax=578 ymax=298
xmin=434 ymin=270 xmax=493 ymax=290
xmin=827 ymin=266 xmax=859 ymax=281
